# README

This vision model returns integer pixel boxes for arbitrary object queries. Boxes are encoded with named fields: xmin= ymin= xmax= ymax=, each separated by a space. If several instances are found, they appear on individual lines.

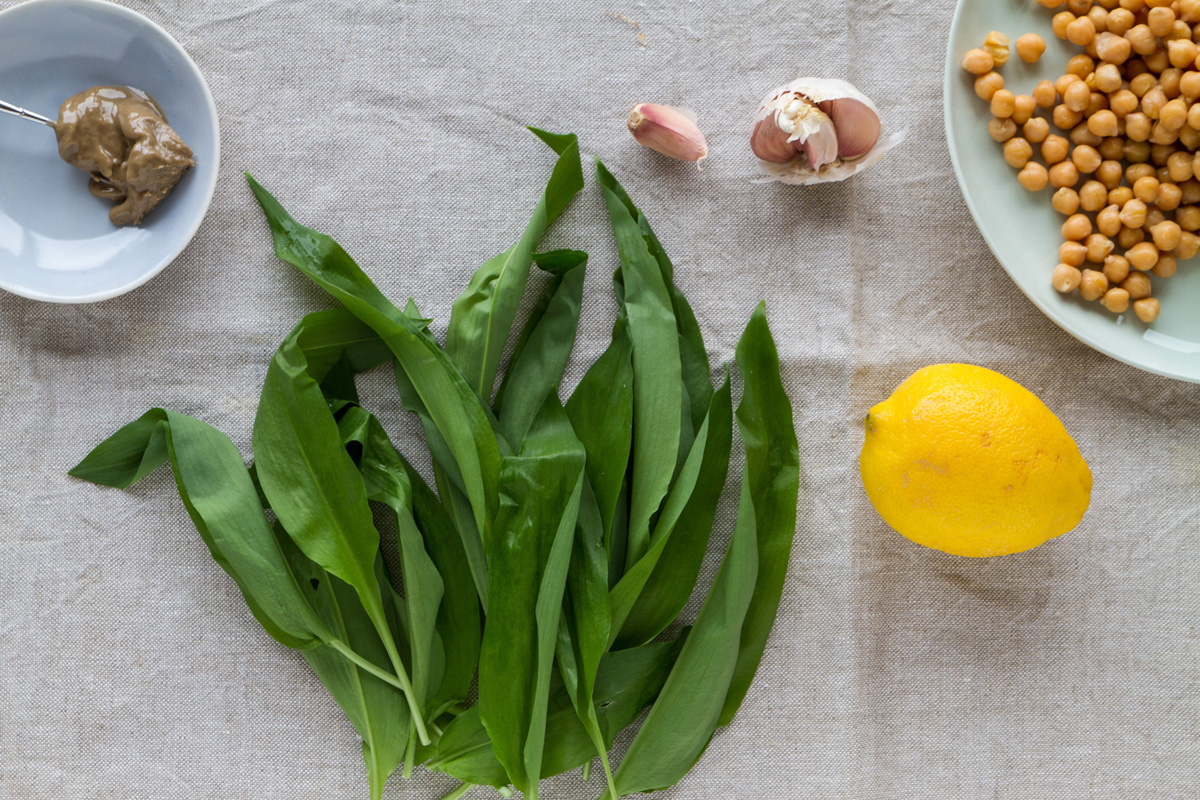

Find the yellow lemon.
xmin=859 ymin=364 xmax=1092 ymax=557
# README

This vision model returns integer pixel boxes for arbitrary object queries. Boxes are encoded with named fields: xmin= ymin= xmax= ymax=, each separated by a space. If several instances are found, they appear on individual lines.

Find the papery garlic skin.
xmin=751 ymin=78 xmax=904 ymax=185
xmin=628 ymin=103 xmax=708 ymax=162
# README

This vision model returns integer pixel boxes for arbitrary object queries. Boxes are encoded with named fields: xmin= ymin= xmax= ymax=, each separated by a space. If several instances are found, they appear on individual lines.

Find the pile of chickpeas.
xmin=961 ymin=0 xmax=1200 ymax=324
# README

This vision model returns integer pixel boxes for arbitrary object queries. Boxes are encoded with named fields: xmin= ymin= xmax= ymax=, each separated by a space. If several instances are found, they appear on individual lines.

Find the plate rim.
xmin=942 ymin=0 xmax=1200 ymax=384
xmin=0 ymin=0 xmax=221 ymax=304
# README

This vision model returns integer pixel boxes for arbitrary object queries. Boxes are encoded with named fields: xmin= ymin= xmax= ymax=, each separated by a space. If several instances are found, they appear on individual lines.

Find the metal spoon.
xmin=0 ymin=99 xmax=55 ymax=128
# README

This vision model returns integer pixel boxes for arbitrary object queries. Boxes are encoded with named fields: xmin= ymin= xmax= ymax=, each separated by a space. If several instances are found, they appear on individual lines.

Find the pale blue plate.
xmin=0 ymin=0 xmax=219 ymax=303
xmin=945 ymin=0 xmax=1200 ymax=382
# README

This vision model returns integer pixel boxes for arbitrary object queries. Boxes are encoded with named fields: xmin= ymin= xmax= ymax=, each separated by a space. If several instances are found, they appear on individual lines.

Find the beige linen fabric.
xmin=1 ymin=1 xmax=1198 ymax=797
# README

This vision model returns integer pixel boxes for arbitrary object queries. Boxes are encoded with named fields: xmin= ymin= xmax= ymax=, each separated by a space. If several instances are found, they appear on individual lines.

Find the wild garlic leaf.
xmin=718 ymin=303 xmax=801 ymax=725
xmin=554 ymin=480 xmax=615 ymax=797
xmin=478 ymin=399 xmax=585 ymax=800
xmin=446 ymin=130 xmax=584 ymax=402
xmin=248 ymin=177 xmax=504 ymax=579
xmin=431 ymin=636 xmax=686 ymax=787
xmin=253 ymin=319 xmax=430 ymax=743
xmin=595 ymin=161 xmax=682 ymax=574
xmin=604 ymin=472 xmax=759 ymax=799
xmin=609 ymin=374 xmax=733 ymax=649
xmin=281 ymin=528 xmax=411 ymax=800
xmin=70 ymin=409 xmax=331 ymax=652
xmin=564 ymin=312 xmax=633 ymax=581
xmin=493 ymin=250 xmax=586 ymax=446
xmin=338 ymin=407 xmax=446 ymax=715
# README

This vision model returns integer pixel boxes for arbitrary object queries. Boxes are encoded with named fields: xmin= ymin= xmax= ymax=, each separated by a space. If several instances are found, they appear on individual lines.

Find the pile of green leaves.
xmin=70 ymin=129 xmax=800 ymax=800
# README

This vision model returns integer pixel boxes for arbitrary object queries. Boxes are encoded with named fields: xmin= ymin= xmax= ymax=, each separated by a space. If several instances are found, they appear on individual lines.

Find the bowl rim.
xmin=942 ymin=0 xmax=1199 ymax=384
xmin=0 ymin=0 xmax=220 ymax=304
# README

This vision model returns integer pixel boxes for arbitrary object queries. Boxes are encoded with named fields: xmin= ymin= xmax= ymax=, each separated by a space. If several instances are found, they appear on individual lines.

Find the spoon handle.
xmin=0 ymin=99 xmax=55 ymax=128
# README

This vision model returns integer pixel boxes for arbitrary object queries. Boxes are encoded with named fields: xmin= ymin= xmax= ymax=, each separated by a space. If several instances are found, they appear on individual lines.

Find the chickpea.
xmin=1042 ymin=135 xmax=1071 ymax=165
xmin=1060 ymin=240 xmax=1089 ymax=266
xmin=1122 ymin=270 xmax=1153 ymax=298
xmin=1051 ymin=161 xmax=1082 ymax=188
xmin=1054 ymin=103 xmax=1086 ymax=129
xmin=1024 ymin=117 xmax=1051 ymax=142
xmin=1142 ymin=86 xmax=1168 ymax=118
xmin=1068 ymin=15 xmax=1099 ymax=44
xmin=1080 ymin=179 xmax=1111 ymax=210
xmin=1153 ymin=253 xmax=1178 ymax=276
xmin=1057 ymin=73 xmax=1083 ymax=96
xmin=1071 ymin=123 xmax=1104 ymax=146
xmin=1125 ymin=24 xmax=1158 ymax=56
xmin=1161 ymin=67 xmax=1184 ymax=98
xmin=1096 ymin=159 xmax=1125 ymax=188
xmin=1052 ymin=263 xmax=1084 ymax=292
xmin=1054 ymin=11 xmax=1077 ymax=39
xmin=1133 ymin=297 xmax=1161 ymax=322
xmin=1148 ymin=6 xmax=1177 ymax=36
xmin=1147 ymin=208 xmax=1167 ymax=228
xmin=1088 ymin=5 xmax=1110 ymax=30
xmin=1080 ymin=268 xmax=1110 ymax=299
xmin=1118 ymin=225 xmax=1147 ymax=248
xmin=1101 ymin=286 xmax=1131 ymax=312
xmin=1127 ymin=241 xmax=1161 ymax=270
xmin=1181 ymin=0 xmax=1200 ymax=23
xmin=1182 ymin=71 xmax=1200 ymax=99
xmin=1104 ymin=253 xmax=1132 ymax=282
xmin=1107 ymin=7 xmax=1136 ymax=34
xmin=1062 ymin=213 xmax=1095 ymax=240
xmin=1068 ymin=54 xmax=1098 ymax=76
xmin=1099 ymin=137 xmax=1126 ymax=160
xmin=1167 ymin=20 xmax=1192 ymax=41
xmin=1120 ymin=197 xmax=1149 ymax=227
xmin=1130 ymin=73 xmax=1157 ymax=98
xmin=1091 ymin=63 xmax=1123 ymax=93
xmin=1088 ymin=109 xmax=1121 ymax=136
xmin=1182 ymin=178 xmax=1200 ymax=203
xmin=1064 ymin=81 xmax=1092 ymax=112
xmin=962 ymin=48 xmax=995 ymax=74
xmin=1070 ymin=144 xmax=1102 ymax=173
xmin=975 ymin=72 xmax=1005 ymax=102
xmin=1188 ymin=103 xmax=1200 ymax=131
xmin=984 ymin=31 xmax=1011 ymax=65
xmin=1176 ymin=204 xmax=1200 ymax=230
xmin=1033 ymin=80 xmax=1059 ymax=110
xmin=1125 ymin=140 xmax=1152 ymax=162
xmin=1018 ymin=162 xmax=1050 ymax=191
xmin=1090 ymin=232 xmax=1119 ymax=260
xmin=1016 ymin=33 xmax=1047 ymax=62
xmin=1004 ymin=137 xmax=1034 ymax=168
xmin=1109 ymin=88 xmax=1140 ymax=117
xmin=1170 ymin=38 xmax=1200 ymax=67
xmin=1095 ymin=30 xmax=1133 ymax=62
xmin=1160 ymin=97 xmax=1190 ymax=130
xmin=1142 ymin=217 xmax=1180 ymax=248
xmin=1177 ymin=230 xmax=1200 ymax=258
xmin=991 ymin=89 xmax=1017 ymax=118
xmin=1012 ymin=95 xmax=1037 ymax=125
xmin=1180 ymin=124 xmax=1200 ymax=150
xmin=1109 ymin=186 xmax=1135 ymax=206
xmin=1066 ymin=0 xmax=1093 ymax=13
xmin=1157 ymin=182 xmax=1183 ymax=210
xmin=1086 ymin=91 xmax=1110 ymax=117
xmin=1038 ymin=0 xmax=1067 ymax=6
xmin=1150 ymin=122 xmax=1180 ymax=145
xmin=1053 ymin=187 xmax=1083 ymax=214
xmin=1150 ymin=144 xmax=1175 ymax=166
xmin=1125 ymin=111 xmax=1153 ymax=141
xmin=989 ymin=117 xmax=1018 ymax=142
xmin=1097 ymin=205 xmax=1124 ymax=236
xmin=1144 ymin=47 xmax=1171 ymax=74
xmin=1134 ymin=174 xmax=1162 ymax=202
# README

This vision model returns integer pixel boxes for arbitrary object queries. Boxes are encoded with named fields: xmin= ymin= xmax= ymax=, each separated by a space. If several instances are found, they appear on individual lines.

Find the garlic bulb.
xmin=628 ymin=103 xmax=708 ymax=162
xmin=750 ymin=78 xmax=904 ymax=185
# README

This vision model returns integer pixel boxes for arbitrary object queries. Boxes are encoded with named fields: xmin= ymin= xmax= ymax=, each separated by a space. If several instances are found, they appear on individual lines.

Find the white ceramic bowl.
xmin=0 ymin=0 xmax=219 ymax=303
xmin=945 ymin=0 xmax=1200 ymax=382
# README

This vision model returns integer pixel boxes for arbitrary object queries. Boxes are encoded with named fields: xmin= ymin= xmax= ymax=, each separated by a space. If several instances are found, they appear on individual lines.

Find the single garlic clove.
xmin=818 ymin=97 xmax=882 ymax=160
xmin=628 ymin=103 xmax=708 ymax=162
xmin=750 ymin=104 xmax=798 ymax=163
xmin=751 ymin=77 xmax=903 ymax=185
